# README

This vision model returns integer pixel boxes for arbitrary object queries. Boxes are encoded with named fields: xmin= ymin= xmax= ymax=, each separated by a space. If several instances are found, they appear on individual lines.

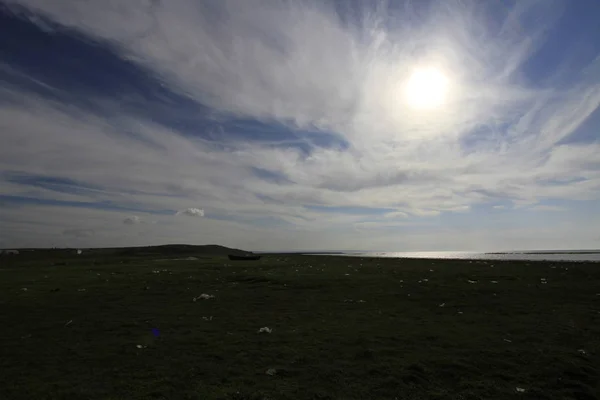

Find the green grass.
xmin=1 ymin=252 xmax=599 ymax=399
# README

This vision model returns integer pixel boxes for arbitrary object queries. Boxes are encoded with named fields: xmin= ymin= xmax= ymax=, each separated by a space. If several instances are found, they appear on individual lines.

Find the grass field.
xmin=1 ymin=251 xmax=599 ymax=399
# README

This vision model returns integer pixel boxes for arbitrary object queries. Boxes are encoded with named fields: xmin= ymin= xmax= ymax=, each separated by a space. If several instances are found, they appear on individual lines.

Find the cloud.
xmin=1 ymin=0 xmax=599 ymax=250
xmin=62 ymin=228 xmax=94 ymax=238
xmin=177 ymin=208 xmax=205 ymax=217
xmin=493 ymin=205 xmax=506 ymax=210
xmin=123 ymin=216 xmax=141 ymax=225
xmin=411 ymin=209 xmax=442 ymax=217
xmin=529 ymin=205 xmax=567 ymax=212
xmin=385 ymin=211 xmax=408 ymax=219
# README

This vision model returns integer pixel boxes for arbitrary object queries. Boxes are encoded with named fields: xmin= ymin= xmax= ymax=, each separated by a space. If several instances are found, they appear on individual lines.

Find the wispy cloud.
xmin=176 ymin=208 xmax=205 ymax=217
xmin=63 ymin=228 xmax=94 ymax=238
xmin=1 ymin=0 xmax=599 ymax=250
xmin=529 ymin=205 xmax=567 ymax=212
xmin=123 ymin=216 xmax=141 ymax=225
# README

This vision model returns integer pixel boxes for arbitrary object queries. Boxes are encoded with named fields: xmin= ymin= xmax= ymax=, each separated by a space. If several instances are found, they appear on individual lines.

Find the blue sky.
xmin=1 ymin=0 xmax=599 ymax=251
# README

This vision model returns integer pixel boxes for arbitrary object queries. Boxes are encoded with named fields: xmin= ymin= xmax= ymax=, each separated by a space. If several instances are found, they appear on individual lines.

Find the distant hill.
xmin=113 ymin=244 xmax=253 ymax=257
xmin=11 ymin=244 xmax=253 ymax=257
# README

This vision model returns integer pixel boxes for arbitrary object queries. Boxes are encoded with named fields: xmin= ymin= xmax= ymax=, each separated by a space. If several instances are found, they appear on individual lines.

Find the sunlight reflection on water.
xmin=343 ymin=251 xmax=600 ymax=262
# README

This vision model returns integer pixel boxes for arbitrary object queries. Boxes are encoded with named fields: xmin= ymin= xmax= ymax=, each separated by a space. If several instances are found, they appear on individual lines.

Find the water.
xmin=340 ymin=250 xmax=600 ymax=262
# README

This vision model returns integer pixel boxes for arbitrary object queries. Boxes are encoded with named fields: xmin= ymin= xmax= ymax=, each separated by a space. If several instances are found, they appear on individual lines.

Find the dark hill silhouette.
xmin=9 ymin=244 xmax=253 ymax=258
xmin=114 ymin=244 xmax=252 ymax=257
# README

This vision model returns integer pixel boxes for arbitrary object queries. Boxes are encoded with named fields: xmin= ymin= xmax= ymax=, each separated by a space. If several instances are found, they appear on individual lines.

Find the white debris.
xmin=202 ymin=316 xmax=213 ymax=321
xmin=467 ymin=280 xmax=477 ymax=284
xmin=422 ymin=279 xmax=429 ymax=282
xmin=457 ymin=311 xmax=463 ymax=314
xmin=20 ymin=288 xmax=28 ymax=291
xmin=439 ymin=303 xmax=445 ymax=307
xmin=64 ymin=319 xmax=73 ymax=327
xmin=504 ymin=339 xmax=512 ymax=343
xmin=491 ymin=281 xmax=498 ymax=284
xmin=515 ymin=387 xmax=526 ymax=393
xmin=429 ymin=269 xmax=434 ymax=272
xmin=77 ymin=288 xmax=86 ymax=292
xmin=578 ymin=349 xmax=587 ymax=355
xmin=344 ymin=273 xmax=350 ymax=276
xmin=193 ymin=294 xmax=215 ymax=301
xmin=258 ymin=327 xmax=273 ymax=334
xmin=266 ymin=368 xmax=277 ymax=376
xmin=136 ymin=344 xmax=147 ymax=349
xmin=357 ymin=300 xmax=366 ymax=303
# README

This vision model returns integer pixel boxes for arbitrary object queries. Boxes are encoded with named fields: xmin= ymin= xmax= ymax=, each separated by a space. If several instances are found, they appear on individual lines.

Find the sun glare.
xmin=404 ymin=67 xmax=449 ymax=110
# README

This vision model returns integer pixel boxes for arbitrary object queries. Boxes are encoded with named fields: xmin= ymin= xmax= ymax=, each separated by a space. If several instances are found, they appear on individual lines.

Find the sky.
xmin=1 ymin=0 xmax=600 ymax=252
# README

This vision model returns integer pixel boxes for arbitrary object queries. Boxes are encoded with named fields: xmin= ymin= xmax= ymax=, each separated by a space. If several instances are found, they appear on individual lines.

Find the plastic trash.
xmin=258 ymin=327 xmax=273 ymax=334
xmin=193 ymin=294 xmax=214 ymax=301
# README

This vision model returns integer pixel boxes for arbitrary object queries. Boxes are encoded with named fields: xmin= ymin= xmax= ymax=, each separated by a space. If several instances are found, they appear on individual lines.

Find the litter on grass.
xmin=578 ymin=349 xmax=587 ymax=355
xmin=258 ymin=327 xmax=273 ymax=334
xmin=439 ymin=303 xmax=445 ymax=307
xmin=467 ymin=280 xmax=477 ymax=284
xmin=515 ymin=387 xmax=526 ymax=393
xmin=64 ymin=319 xmax=73 ymax=327
xmin=20 ymin=288 xmax=27 ymax=291
xmin=491 ymin=281 xmax=498 ymax=284
xmin=504 ymin=339 xmax=512 ymax=343
xmin=193 ymin=294 xmax=215 ymax=301
xmin=266 ymin=368 xmax=277 ymax=376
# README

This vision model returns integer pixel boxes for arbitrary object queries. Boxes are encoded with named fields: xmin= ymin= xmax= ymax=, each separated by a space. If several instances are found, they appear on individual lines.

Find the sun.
xmin=403 ymin=67 xmax=449 ymax=110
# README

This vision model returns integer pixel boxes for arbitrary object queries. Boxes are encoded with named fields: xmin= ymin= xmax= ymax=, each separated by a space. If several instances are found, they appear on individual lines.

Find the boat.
xmin=228 ymin=254 xmax=261 ymax=261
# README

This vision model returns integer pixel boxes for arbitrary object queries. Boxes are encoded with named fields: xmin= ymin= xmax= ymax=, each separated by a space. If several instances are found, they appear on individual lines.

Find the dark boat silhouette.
xmin=228 ymin=254 xmax=261 ymax=261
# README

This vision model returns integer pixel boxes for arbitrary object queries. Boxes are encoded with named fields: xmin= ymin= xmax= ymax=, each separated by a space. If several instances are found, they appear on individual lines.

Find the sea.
xmin=329 ymin=250 xmax=600 ymax=262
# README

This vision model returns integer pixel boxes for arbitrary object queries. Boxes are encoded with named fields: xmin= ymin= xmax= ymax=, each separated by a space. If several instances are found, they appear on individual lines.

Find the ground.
xmin=1 ymin=251 xmax=599 ymax=399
